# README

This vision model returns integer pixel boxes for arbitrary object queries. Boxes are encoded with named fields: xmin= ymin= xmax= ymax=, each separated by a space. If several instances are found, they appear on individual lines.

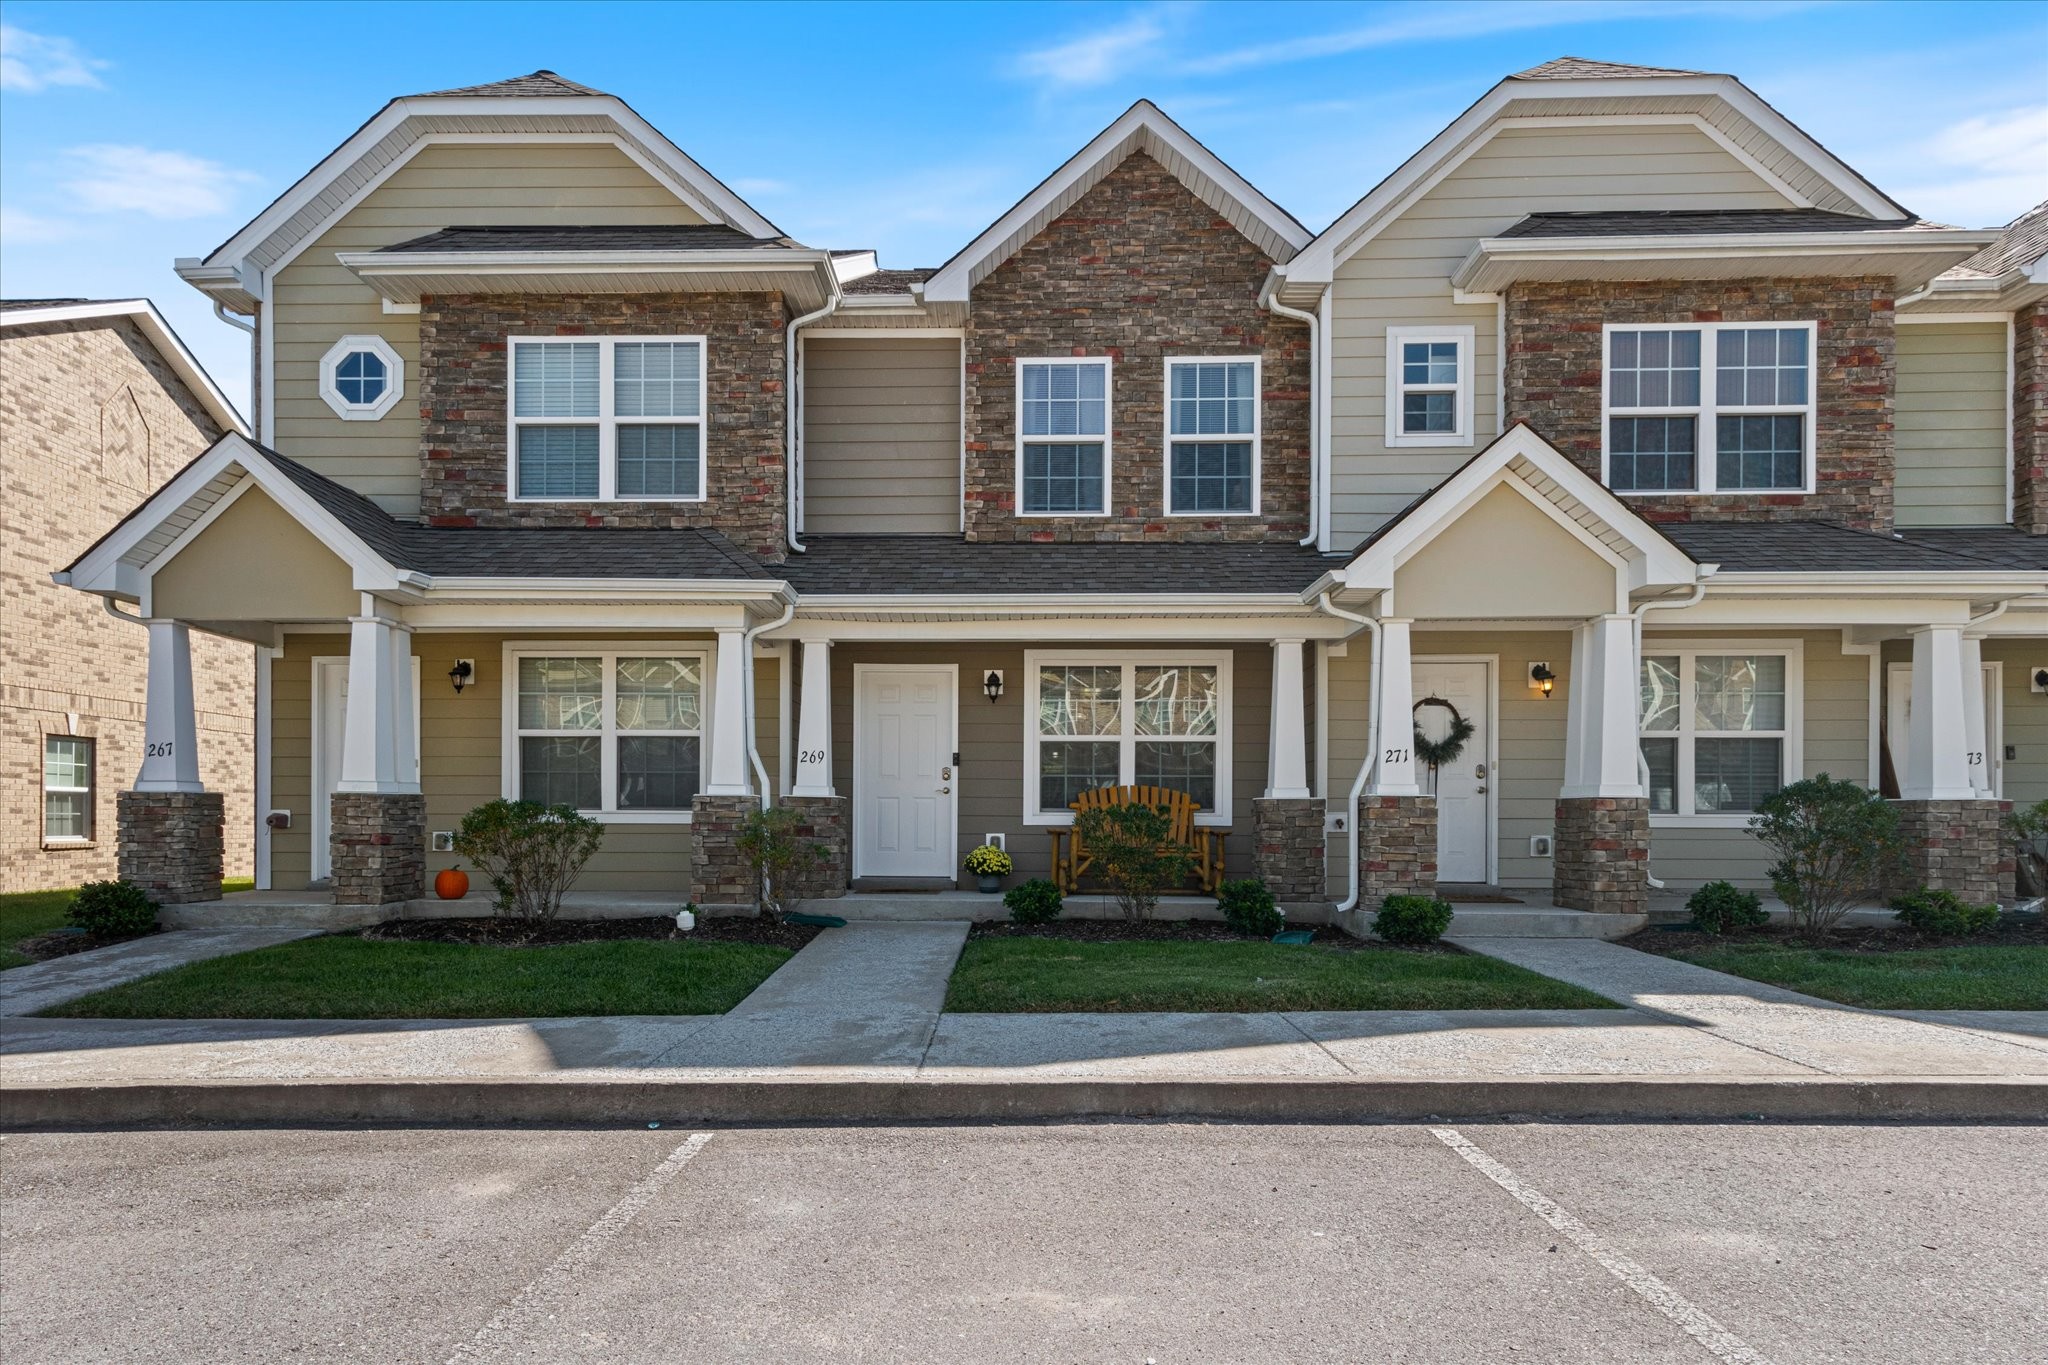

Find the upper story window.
xmin=319 ymin=335 xmax=404 ymax=421
xmin=1385 ymin=325 xmax=1474 ymax=448
xmin=1166 ymin=358 xmax=1259 ymax=515
xmin=1604 ymin=323 xmax=1815 ymax=495
xmin=1016 ymin=357 xmax=1110 ymax=515
xmin=509 ymin=337 xmax=706 ymax=502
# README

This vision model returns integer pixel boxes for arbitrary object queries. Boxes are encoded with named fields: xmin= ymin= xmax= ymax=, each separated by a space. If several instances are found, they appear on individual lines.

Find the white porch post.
xmin=1265 ymin=638 xmax=1311 ymax=799
xmin=1368 ymin=619 xmax=1419 ymax=795
xmin=705 ymin=626 xmax=753 ymax=796
xmin=791 ymin=640 xmax=835 ymax=797
xmin=336 ymin=597 xmax=418 ymax=794
xmin=1902 ymin=625 xmax=1975 ymax=800
xmin=1560 ymin=615 xmax=1643 ymax=799
xmin=1960 ymin=633 xmax=1991 ymax=796
xmin=135 ymin=619 xmax=204 ymax=792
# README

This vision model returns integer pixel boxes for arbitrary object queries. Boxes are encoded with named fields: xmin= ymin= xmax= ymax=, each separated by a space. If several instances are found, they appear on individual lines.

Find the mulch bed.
xmin=360 ymin=915 xmax=823 ymax=951
xmin=968 ymin=918 xmax=1458 ymax=955
xmin=11 ymin=925 xmax=162 ymax=964
xmin=1621 ymin=913 xmax=2046 ymax=957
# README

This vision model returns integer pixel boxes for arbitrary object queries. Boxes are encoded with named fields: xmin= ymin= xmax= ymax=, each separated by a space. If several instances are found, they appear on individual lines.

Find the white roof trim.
xmin=921 ymin=100 xmax=1311 ymax=304
xmin=1285 ymin=74 xmax=1908 ymax=284
xmin=1341 ymin=423 xmax=1699 ymax=593
xmin=1 ymin=298 xmax=248 ymax=436
xmin=1453 ymin=228 xmax=1998 ymax=292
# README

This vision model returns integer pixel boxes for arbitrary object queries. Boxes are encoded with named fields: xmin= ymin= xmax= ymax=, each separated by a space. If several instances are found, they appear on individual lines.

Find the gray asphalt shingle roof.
xmin=1660 ymin=521 xmax=2048 ymax=574
xmin=840 ymin=268 xmax=936 ymax=295
xmin=375 ymin=224 xmax=788 ymax=253
xmin=1512 ymin=57 xmax=1709 ymax=81
xmin=413 ymin=70 xmax=604 ymax=99
xmin=1500 ymin=209 xmax=1922 ymax=238
xmin=1946 ymin=199 xmax=2048 ymax=280
xmin=780 ymin=536 xmax=1341 ymax=595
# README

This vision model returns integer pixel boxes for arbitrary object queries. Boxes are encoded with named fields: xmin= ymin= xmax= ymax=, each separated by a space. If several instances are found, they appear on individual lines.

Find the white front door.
xmin=1413 ymin=658 xmax=1492 ymax=884
xmin=310 ymin=657 xmax=422 ymax=882
xmin=854 ymin=666 xmax=958 ymax=879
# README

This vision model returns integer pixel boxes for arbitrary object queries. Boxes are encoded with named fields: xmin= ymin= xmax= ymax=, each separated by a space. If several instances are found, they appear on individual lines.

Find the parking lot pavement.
xmin=2 ymin=1122 xmax=2042 ymax=1363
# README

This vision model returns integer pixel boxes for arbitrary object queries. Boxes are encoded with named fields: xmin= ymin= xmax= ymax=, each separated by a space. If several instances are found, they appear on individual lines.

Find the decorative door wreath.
xmin=1412 ymin=695 xmax=1476 ymax=777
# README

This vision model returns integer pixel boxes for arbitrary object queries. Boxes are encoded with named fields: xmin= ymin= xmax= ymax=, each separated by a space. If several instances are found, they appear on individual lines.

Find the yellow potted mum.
xmin=964 ymin=844 xmax=1013 ymax=893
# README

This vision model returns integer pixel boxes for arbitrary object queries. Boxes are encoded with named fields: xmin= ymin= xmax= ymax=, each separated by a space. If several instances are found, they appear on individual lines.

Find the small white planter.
xmin=675 ymin=909 xmax=697 ymax=932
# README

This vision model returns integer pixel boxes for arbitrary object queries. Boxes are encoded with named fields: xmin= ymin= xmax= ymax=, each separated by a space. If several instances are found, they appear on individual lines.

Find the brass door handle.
xmin=939 ymin=786 xmax=951 ymax=795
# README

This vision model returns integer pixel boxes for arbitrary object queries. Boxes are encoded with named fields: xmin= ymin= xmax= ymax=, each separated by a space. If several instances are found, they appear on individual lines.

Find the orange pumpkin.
xmin=434 ymin=866 xmax=470 ymax=901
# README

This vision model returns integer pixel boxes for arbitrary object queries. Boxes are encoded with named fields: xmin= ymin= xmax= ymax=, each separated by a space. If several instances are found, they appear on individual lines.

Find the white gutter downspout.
xmin=784 ymin=286 xmax=842 ymax=554
xmin=1631 ymin=567 xmax=1716 ymax=890
xmin=1262 ymin=278 xmax=1322 ymax=548
xmin=743 ymin=599 xmax=797 ymax=810
xmin=1311 ymin=592 xmax=1384 ymax=914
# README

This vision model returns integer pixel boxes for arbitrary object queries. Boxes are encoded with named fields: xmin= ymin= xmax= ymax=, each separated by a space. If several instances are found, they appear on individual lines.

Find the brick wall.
xmin=2015 ymin=301 xmax=2047 ymax=536
xmin=416 ymin=292 xmax=789 ymax=557
xmin=1251 ymin=797 xmax=1324 ymax=901
xmin=962 ymin=152 xmax=1310 ymax=542
xmin=0 ymin=317 xmax=254 ymax=894
xmin=1553 ymin=796 xmax=1650 ymax=915
xmin=1895 ymin=799 xmax=2016 ymax=907
xmin=1504 ymin=277 xmax=1897 ymax=529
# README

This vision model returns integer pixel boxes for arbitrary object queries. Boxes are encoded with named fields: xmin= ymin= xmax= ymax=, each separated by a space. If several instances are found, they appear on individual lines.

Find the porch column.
xmin=1264 ymin=638 xmax=1310 ymax=799
xmin=1253 ymin=638 xmax=1321 ymax=901
xmin=692 ymin=626 xmax=766 ymax=909
xmin=1960 ymin=634 xmax=1991 ymax=797
xmin=1895 ymin=624 xmax=2010 ymax=904
xmin=329 ymin=596 xmax=423 ymax=907
xmin=1553 ymin=614 xmax=1648 ymax=916
xmin=1900 ymin=626 xmax=1973 ymax=799
xmin=791 ymin=640 xmax=835 ymax=797
xmin=704 ymin=627 xmax=753 ymax=797
xmin=1354 ymin=617 xmax=1435 ymax=920
xmin=118 ymin=618 xmax=223 ymax=904
xmin=1367 ymin=619 xmax=1418 ymax=795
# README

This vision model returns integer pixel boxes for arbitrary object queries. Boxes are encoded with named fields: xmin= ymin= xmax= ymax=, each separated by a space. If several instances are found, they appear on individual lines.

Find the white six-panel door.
xmin=853 ymin=666 xmax=958 ymax=879
xmin=1413 ymin=657 xmax=1494 ymax=885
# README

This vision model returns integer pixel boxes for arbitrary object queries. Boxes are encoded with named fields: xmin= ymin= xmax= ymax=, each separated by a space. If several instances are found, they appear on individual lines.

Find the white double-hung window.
xmin=1639 ymin=642 xmax=1802 ymax=821
xmin=43 ymin=736 xmax=94 ymax=843
xmin=1385 ymin=325 xmax=1474 ymax=447
xmin=509 ymin=337 xmax=707 ymax=502
xmin=1024 ymin=651 xmax=1232 ymax=824
xmin=1604 ymin=323 xmax=1815 ymax=494
xmin=1166 ymin=357 xmax=1259 ymax=515
xmin=1016 ymin=357 xmax=1110 ymax=514
xmin=506 ymin=648 xmax=707 ymax=821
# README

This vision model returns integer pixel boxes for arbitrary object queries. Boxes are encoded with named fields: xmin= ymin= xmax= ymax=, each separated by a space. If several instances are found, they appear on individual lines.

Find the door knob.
xmin=939 ymin=786 xmax=950 ymax=795
xmin=1474 ymin=762 xmax=1488 ymax=778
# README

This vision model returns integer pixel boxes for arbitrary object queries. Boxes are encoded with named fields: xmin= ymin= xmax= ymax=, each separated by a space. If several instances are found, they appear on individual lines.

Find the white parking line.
xmin=447 ymin=1132 xmax=714 ymax=1363
xmin=1430 ymin=1127 xmax=1775 ymax=1365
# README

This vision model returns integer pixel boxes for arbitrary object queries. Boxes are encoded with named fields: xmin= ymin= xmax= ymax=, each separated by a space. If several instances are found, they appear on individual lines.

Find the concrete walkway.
xmin=0 ymin=929 xmax=318 ymax=1018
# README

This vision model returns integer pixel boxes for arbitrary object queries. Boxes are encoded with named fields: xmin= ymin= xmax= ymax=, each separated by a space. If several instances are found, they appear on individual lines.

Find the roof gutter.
xmin=1261 ymin=272 xmax=1324 ymax=549
xmin=784 ymin=284 xmax=843 ymax=554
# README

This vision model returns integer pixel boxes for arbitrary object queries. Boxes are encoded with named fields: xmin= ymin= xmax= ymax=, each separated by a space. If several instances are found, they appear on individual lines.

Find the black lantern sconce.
xmin=983 ymin=669 xmax=1005 ymax=703
xmin=448 ymin=658 xmax=475 ymax=694
xmin=1528 ymin=662 xmax=1556 ymax=699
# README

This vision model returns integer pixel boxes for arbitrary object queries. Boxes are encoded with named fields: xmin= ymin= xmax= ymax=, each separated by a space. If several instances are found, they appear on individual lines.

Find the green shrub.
xmin=735 ymin=805 xmax=831 ymax=917
xmin=1687 ymin=880 xmax=1768 ymax=935
xmin=451 ymin=799 xmax=605 ymax=922
xmin=2008 ymin=798 xmax=2048 ymax=899
xmin=1217 ymin=879 xmax=1284 ymax=936
xmin=1374 ymin=894 xmax=1454 ymax=945
xmin=1749 ymin=775 xmax=1902 ymax=932
xmin=1892 ymin=888 xmax=1999 ymax=937
xmin=1075 ymin=801 xmax=1194 ymax=922
xmin=66 ymin=880 xmax=158 ymax=938
xmin=1004 ymin=878 xmax=1064 ymax=925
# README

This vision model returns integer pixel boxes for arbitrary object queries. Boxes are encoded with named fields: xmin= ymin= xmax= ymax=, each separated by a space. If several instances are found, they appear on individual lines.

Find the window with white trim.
xmin=1385 ymin=325 xmax=1474 ymax=447
xmin=319 ymin=335 xmax=405 ymax=421
xmin=1639 ymin=647 xmax=1799 ymax=817
xmin=510 ymin=652 xmax=705 ymax=817
xmin=43 ymin=736 xmax=94 ymax=842
xmin=1604 ymin=323 xmax=1815 ymax=494
xmin=509 ymin=337 xmax=706 ymax=502
xmin=1017 ymin=357 xmax=1110 ymax=514
xmin=1166 ymin=357 xmax=1258 ymax=514
xmin=1025 ymin=652 xmax=1232 ymax=823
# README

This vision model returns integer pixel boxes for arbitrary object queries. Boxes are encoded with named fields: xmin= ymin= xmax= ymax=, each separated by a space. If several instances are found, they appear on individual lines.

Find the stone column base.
xmin=1252 ymin=797 xmax=1325 ymax=901
xmin=117 ymin=790 xmax=224 ymax=905
xmin=690 ymin=794 xmax=760 ymax=910
xmin=1358 ymin=794 xmax=1438 ymax=910
xmin=1553 ymin=797 xmax=1649 ymax=914
xmin=783 ymin=796 xmax=851 ymax=899
xmin=1894 ymin=799 xmax=2014 ymax=906
xmin=330 ymin=792 xmax=426 ymax=906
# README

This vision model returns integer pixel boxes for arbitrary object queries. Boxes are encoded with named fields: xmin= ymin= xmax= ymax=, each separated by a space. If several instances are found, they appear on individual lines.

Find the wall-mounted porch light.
xmin=983 ymin=669 xmax=1005 ymax=703
xmin=448 ymin=658 xmax=475 ymax=694
xmin=1528 ymin=662 xmax=1555 ymax=699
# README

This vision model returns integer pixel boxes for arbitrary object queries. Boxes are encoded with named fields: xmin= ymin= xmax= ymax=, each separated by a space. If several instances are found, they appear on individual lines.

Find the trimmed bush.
xmin=1004 ymin=878 xmax=1064 ymax=925
xmin=1750 ymin=775 xmax=1902 ymax=932
xmin=1687 ymin=880 xmax=1767 ymax=936
xmin=1074 ymin=801 xmax=1194 ymax=922
xmin=1217 ymin=879 xmax=1284 ymax=937
xmin=735 ymin=805 xmax=831 ymax=918
xmin=452 ymin=800 xmax=606 ymax=922
xmin=66 ymin=880 xmax=158 ymax=938
xmin=1892 ymin=888 xmax=1999 ymax=938
xmin=1374 ymin=894 xmax=1454 ymax=945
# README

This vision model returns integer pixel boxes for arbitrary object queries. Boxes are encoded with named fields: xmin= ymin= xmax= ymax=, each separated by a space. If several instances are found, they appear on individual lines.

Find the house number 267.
xmin=147 ymin=741 xmax=174 ymax=758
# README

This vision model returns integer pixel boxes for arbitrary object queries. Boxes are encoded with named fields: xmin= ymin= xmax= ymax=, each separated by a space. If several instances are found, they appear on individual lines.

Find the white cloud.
xmin=1013 ymin=10 xmax=1170 ymax=90
xmin=0 ymin=205 xmax=71 ymax=242
xmin=1898 ymin=104 xmax=2048 ymax=228
xmin=0 ymin=24 xmax=108 ymax=92
xmin=63 ymin=144 xmax=261 ymax=219
xmin=732 ymin=177 xmax=791 ymax=196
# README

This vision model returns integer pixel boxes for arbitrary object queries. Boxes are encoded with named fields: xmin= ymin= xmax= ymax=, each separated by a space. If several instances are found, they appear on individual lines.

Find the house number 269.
xmin=799 ymin=750 xmax=827 ymax=765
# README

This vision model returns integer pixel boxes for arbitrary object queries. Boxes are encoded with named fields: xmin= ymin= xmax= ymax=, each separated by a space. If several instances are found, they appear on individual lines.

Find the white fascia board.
xmin=1452 ymin=230 xmax=2000 ymax=291
xmin=790 ymin=591 xmax=1314 ymax=615
xmin=1701 ymin=572 xmax=2048 ymax=595
xmin=337 ymin=248 xmax=839 ymax=301
xmin=1 ymin=298 xmax=248 ymax=436
xmin=419 ymin=578 xmax=794 ymax=608
xmin=831 ymin=251 xmax=879 ymax=282
xmin=921 ymin=100 xmax=1311 ymax=303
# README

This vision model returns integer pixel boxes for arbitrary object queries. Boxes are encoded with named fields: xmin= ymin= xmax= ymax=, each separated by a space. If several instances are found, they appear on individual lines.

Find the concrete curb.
xmin=5 ymin=1076 xmax=2046 ymax=1128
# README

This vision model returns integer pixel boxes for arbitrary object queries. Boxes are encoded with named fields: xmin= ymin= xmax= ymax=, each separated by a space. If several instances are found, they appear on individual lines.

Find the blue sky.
xmin=4 ymin=1 xmax=2043 ymax=416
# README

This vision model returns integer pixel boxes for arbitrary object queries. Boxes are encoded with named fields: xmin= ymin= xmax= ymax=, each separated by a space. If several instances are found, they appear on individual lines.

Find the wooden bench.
xmin=1046 ymin=784 xmax=1228 ymax=895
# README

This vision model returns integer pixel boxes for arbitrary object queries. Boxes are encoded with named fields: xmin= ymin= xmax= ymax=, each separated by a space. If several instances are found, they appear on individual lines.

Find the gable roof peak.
xmin=411 ymin=69 xmax=606 ymax=99
xmin=1512 ymin=56 xmax=1712 ymax=81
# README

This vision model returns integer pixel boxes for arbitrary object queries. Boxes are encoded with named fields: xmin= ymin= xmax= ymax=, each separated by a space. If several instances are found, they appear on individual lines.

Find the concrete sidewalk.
xmin=0 ymin=929 xmax=319 ymax=1018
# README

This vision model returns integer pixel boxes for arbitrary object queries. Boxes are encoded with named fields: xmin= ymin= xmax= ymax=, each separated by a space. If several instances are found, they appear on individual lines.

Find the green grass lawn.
xmin=1673 ymin=943 xmax=2048 ymax=1010
xmin=944 ymin=936 xmax=1617 ymax=1013
xmin=40 ymin=932 xmax=793 ymax=1019
xmin=1 ymin=878 xmax=253 ymax=971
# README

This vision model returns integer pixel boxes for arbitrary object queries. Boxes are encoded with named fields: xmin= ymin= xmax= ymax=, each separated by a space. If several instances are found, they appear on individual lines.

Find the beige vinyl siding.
xmin=1894 ymin=321 xmax=2010 ymax=527
xmin=270 ymin=143 xmax=706 ymax=517
xmin=801 ymin=337 xmax=960 ymax=534
xmin=1327 ymin=122 xmax=1796 ymax=549
xmin=1984 ymin=640 xmax=2046 ymax=806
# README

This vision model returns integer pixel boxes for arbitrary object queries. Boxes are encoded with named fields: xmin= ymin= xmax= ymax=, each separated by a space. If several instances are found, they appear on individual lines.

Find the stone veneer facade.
xmin=1552 ymin=797 xmax=1650 ymax=915
xmin=117 ymin=791 xmax=225 ymax=906
xmin=782 ymin=795 xmax=850 ymax=900
xmin=1251 ymin=797 xmax=1325 ymax=901
xmin=962 ymin=152 xmax=1310 ymax=543
xmin=416 ymin=291 xmax=788 ymax=557
xmin=2014 ymin=301 xmax=2047 ymax=536
xmin=688 ymin=794 xmax=758 ymax=910
xmin=1895 ymin=799 xmax=2016 ymax=907
xmin=1355 ymin=795 xmax=1438 ymax=915
xmin=1504 ymin=277 xmax=1897 ymax=530
xmin=328 ymin=792 xmax=426 ymax=906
